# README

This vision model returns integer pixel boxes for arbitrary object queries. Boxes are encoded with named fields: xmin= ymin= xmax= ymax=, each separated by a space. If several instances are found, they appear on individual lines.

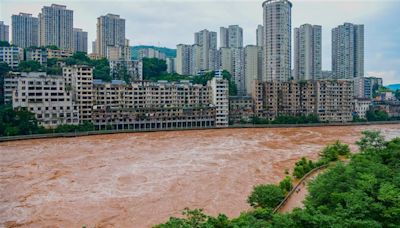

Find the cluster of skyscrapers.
xmin=1 ymin=0 xmax=398 ymax=130
xmin=174 ymin=0 xmax=366 ymax=96
xmin=0 ymin=5 xmax=85 ymax=52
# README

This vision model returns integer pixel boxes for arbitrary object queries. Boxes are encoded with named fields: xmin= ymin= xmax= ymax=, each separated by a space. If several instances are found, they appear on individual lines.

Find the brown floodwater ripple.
xmin=1 ymin=125 xmax=399 ymax=227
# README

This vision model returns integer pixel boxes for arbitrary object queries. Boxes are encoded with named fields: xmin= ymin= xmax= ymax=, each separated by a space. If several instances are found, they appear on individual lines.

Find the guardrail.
xmin=0 ymin=121 xmax=399 ymax=142
xmin=273 ymin=164 xmax=329 ymax=213
xmin=230 ymin=120 xmax=400 ymax=129
xmin=0 ymin=126 xmax=218 ymax=142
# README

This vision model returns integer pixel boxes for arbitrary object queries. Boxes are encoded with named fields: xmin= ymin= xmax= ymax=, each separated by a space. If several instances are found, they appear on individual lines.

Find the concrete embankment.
xmin=0 ymin=121 xmax=399 ymax=142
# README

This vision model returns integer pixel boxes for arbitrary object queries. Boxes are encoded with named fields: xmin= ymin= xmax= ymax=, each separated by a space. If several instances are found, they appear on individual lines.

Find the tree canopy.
xmin=142 ymin=57 xmax=167 ymax=79
xmin=18 ymin=60 xmax=42 ymax=72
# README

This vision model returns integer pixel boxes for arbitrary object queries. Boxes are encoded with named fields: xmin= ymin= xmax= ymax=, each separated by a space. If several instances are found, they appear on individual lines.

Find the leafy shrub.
xmin=247 ymin=184 xmax=285 ymax=209
xmin=279 ymin=176 xmax=293 ymax=194
xmin=319 ymin=140 xmax=350 ymax=162
xmin=293 ymin=157 xmax=316 ymax=179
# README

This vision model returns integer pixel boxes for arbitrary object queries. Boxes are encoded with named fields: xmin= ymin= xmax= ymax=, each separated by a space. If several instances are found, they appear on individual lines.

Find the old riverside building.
xmin=7 ymin=66 xmax=229 ymax=129
xmin=252 ymin=80 xmax=354 ymax=122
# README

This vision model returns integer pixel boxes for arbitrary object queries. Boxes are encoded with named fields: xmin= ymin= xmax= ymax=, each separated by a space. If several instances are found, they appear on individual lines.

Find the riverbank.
xmin=0 ymin=120 xmax=399 ymax=142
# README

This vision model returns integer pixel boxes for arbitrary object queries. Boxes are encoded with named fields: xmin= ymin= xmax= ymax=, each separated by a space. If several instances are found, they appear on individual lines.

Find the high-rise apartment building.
xmin=0 ymin=21 xmax=10 ymax=42
xmin=332 ymin=23 xmax=364 ymax=79
xmin=256 ymin=25 xmax=263 ymax=47
xmin=73 ymin=28 xmax=88 ymax=53
xmin=96 ymin=14 xmax=125 ymax=57
xmin=166 ymin=58 xmax=176 ymax=73
xmin=262 ymin=0 xmax=292 ymax=81
xmin=245 ymin=45 xmax=263 ymax=96
xmin=39 ymin=4 xmax=73 ymax=50
xmin=176 ymin=44 xmax=203 ymax=76
xmin=220 ymin=27 xmax=228 ymax=48
xmin=218 ymin=47 xmax=246 ymax=95
xmin=194 ymin=29 xmax=217 ymax=71
xmin=220 ymin=47 xmax=232 ymax=73
xmin=220 ymin=25 xmax=243 ymax=48
xmin=294 ymin=24 xmax=322 ymax=80
xmin=176 ymin=44 xmax=192 ymax=75
xmin=11 ymin=13 xmax=39 ymax=48
xmin=231 ymin=48 xmax=245 ymax=95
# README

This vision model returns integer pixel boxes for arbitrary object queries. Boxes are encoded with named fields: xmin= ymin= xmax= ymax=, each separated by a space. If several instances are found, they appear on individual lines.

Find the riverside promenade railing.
xmin=0 ymin=120 xmax=399 ymax=142
xmin=273 ymin=164 xmax=329 ymax=213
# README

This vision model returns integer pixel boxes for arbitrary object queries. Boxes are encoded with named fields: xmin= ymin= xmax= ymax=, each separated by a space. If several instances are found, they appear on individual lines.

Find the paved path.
xmin=278 ymin=168 xmax=326 ymax=213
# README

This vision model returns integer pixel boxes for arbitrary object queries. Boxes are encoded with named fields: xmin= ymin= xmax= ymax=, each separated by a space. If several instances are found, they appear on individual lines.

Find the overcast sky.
xmin=1 ymin=0 xmax=399 ymax=85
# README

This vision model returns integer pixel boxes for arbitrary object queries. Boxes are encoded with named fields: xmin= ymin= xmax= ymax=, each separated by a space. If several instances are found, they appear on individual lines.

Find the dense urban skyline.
xmin=1 ymin=0 xmax=399 ymax=84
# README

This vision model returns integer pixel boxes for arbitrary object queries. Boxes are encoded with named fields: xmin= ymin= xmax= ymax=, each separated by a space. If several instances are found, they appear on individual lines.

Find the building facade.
xmin=47 ymin=48 xmax=73 ymax=59
xmin=166 ymin=57 xmax=176 ymax=73
xmin=353 ymin=76 xmax=383 ymax=99
xmin=0 ymin=46 xmax=23 ymax=69
xmin=109 ymin=60 xmax=143 ymax=81
xmin=39 ymin=4 xmax=73 ymax=50
xmin=263 ymin=0 xmax=292 ymax=81
xmin=194 ymin=29 xmax=217 ymax=71
xmin=353 ymin=98 xmax=371 ymax=119
xmin=332 ymin=23 xmax=364 ymax=79
xmin=96 ymin=14 xmax=126 ymax=57
xmin=73 ymin=28 xmax=88 ymax=53
xmin=176 ymin=44 xmax=203 ymax=76
xmin=293 ymin=24 xmax=322 ymax=80
xmin=220 ymin=25 xmax=243 ymax=48
xmin=11 ymin=72 xmax=79 ymax=128
xmin=0 ymin=21 xmax=10 ymax=42
xmin=244 ymin=45 xmax=263 ymax=96
xmin=210 ymin=71 xmax=229 ymax=127
xmin=229 ymin=96 xmax=254 ymax=124
xmin=92 ymin=80 xmax=219 ymax=130
xmin=26 ymin=48 xmax=48 ymax=65
xmin=252 ymin=80 xmax=353 ymax=122
xmin=63 ymin=65 xmax=94 ymax=122
xmin=256 ymin=25 xmax=264 ymax=47
xmin=11 ymin=13 xmax=39 ymax=48
xmin=106 ymin=39 xmax=131 ymax=61
xmin=138 ymin=48 xmax=166 ymax=60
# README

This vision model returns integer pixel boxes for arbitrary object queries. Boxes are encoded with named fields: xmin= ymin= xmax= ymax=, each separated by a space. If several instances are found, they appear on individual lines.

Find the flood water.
xmin=1 ymin=125 xmax=399 ymax=228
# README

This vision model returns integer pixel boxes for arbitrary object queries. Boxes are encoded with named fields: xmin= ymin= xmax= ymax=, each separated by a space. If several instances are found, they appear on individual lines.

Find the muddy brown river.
xmin=1 ymin=125 xmax=399 ymax=228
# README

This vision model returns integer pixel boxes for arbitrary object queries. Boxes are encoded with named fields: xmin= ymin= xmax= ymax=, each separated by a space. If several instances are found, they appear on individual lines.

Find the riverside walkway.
xmin=274 ymin=165 xmax=328 ymax=213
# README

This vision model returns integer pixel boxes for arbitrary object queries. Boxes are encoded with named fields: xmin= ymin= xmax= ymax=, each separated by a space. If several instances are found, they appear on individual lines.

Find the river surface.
xmin=1 ymin=125 xmax=399 ymax=228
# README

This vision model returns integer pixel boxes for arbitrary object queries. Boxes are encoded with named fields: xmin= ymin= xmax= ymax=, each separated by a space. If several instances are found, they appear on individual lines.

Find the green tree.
xmin=356 ymin=130 xmax=385 ymax=152
xmin=293 ymin=157 xmax=316 ymax=179
xmin=222 ymin=70 xmax=237 ymax=96
xmin=45 ymin=58 xmax=62 ymax=75
xmin=0 ymin=106 xmax=44 ymax=136
xmin=279 ymin=176 xmax=293 ymax=194
xmin=319 ymin=140 xmax=350 ymax=162
xmin=0 ymin=62 xmax=10 ymax=104
xmin=0 ymin=41 xmax=11 ymax=47
xmin=142 ymin=57 xmax=167 ymax=79
xmin=247 ymin=184 xmax=285 ymax=209
xmin=18 ymin=60 xmax=42 ymax=72
xmin=366 ymin=109 xmax=389 ymax=121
